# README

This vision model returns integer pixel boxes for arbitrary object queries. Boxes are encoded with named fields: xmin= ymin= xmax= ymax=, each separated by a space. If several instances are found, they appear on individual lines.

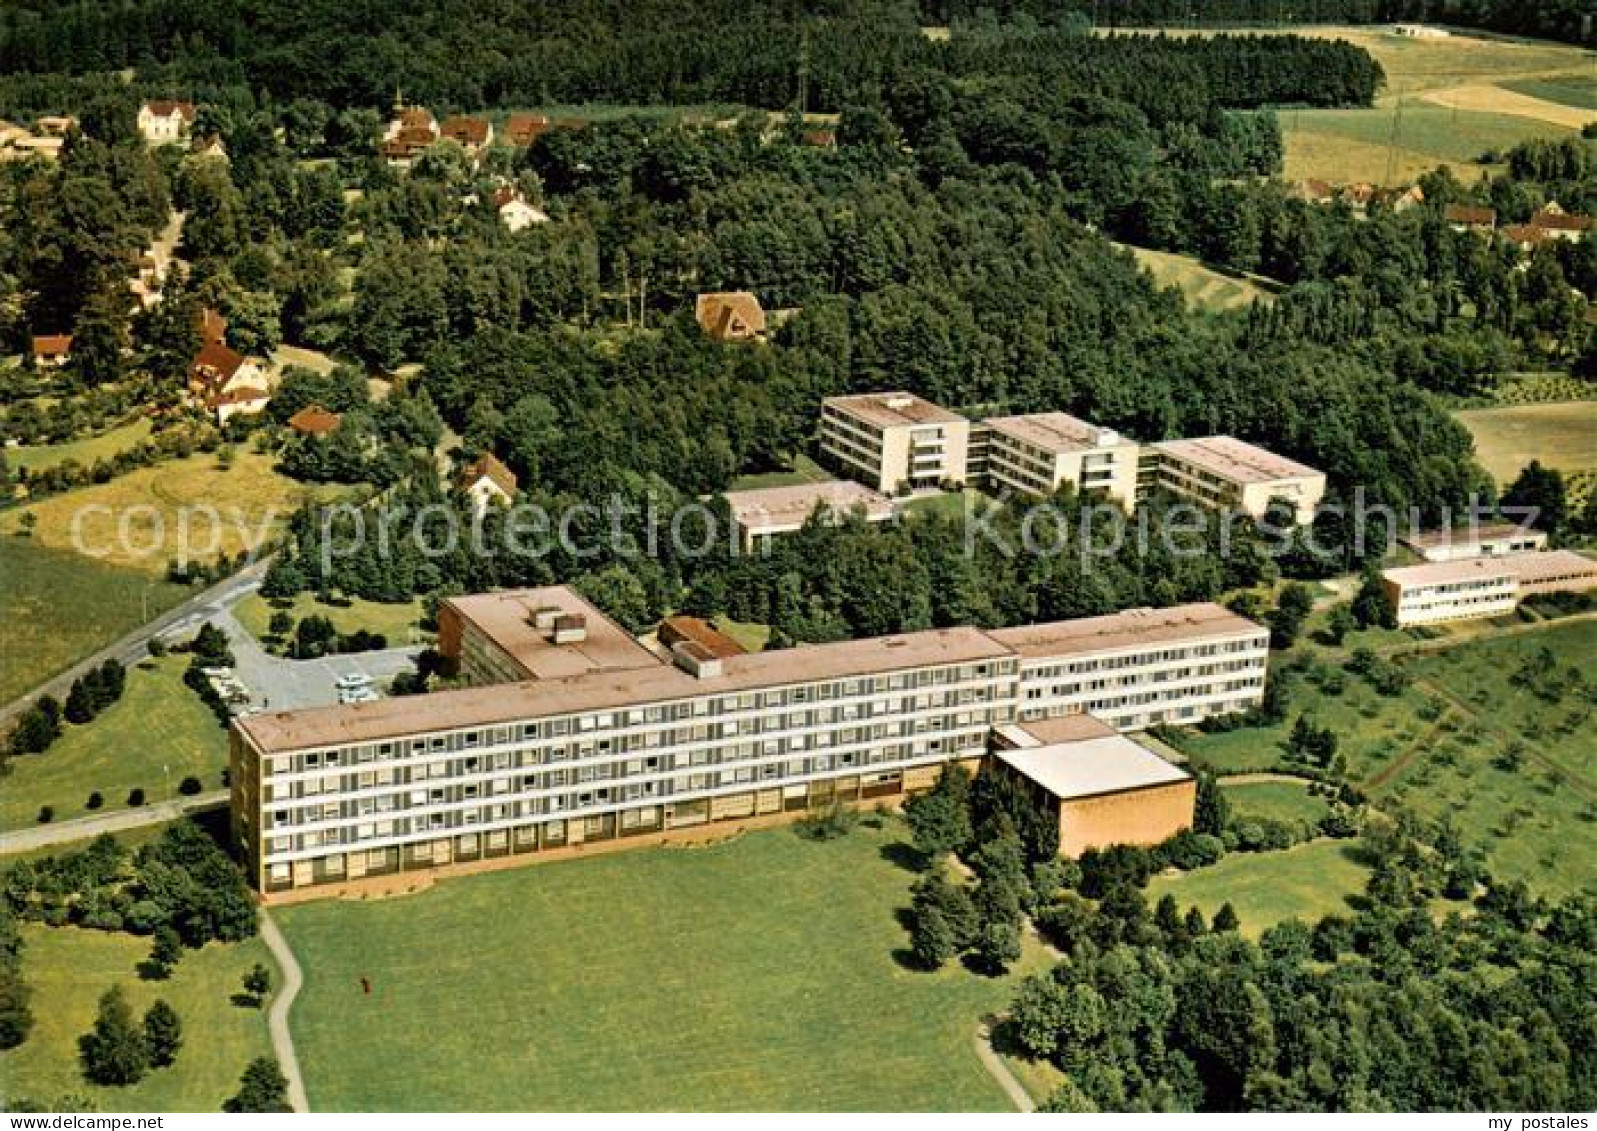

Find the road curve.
xmin=0 ymin=791 xmax=228 ymax=855
xmin=0 ymin=558 xmax=273 ymax=734
xmin=259 ymin=910 xmax=311 ymax=1113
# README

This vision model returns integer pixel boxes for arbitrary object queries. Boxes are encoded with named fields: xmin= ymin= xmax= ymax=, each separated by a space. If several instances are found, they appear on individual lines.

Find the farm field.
xmin=1455 ymin=401 xmax=1597 ymax=485
xmin=1121 ymin=244 xmax=1278 ymax=313
xmin=0 ymin=925 xmax=276 ymax=1112
xmin=1500 ymin=75 xmax=1597 ymax=112
xmin=1172 ymin=619 xmax=1597 ymax=898
xmin=1147 ymin=839 xmax=1372 ymax=938
xmin=7 ymin=418 xmax=154 ymax=474
xmin=1280 ymin=105 xmax=1575 ymax=184
xmin=0 ymin=538 xmax=190 ymax=705
xmin=0 ymin=450 xmax=351 ymax=573
xmin=233 ymin=592 xmax=428 ymax=647
xmin=0 ymin=655 xmax=228 ymax=833
xmin=278 ymin=819 xmax=1051 ymax=1111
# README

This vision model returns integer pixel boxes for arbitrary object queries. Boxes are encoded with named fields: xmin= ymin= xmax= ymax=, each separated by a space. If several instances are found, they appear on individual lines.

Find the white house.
xmin=138 ymin=101 xmax=196 ymax=145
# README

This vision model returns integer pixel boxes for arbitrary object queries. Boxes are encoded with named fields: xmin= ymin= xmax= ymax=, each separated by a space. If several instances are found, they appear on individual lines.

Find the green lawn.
xmin=279 ymin=820 xmax=1050 ymax=1111
xmin=900 ymin=489 xmax=983 ymax=522
xmin=0 ymin=655 xmax=229 ymax=832
xmin=727 ymin=453 xmax=832 ymax=492
xmin=0 ymin=924 xmax=275 ymax=1112
xmin=7 ymin=419 xmax=155 ymax=474
xmin=1222 ymin=780 xmax=1330 ymax=832
xmin=1148 ymin=840 xmax=1372 ymax=938
xmin=0 ymin=538 xmax=191 ymax=705
xmin=1172 ymin=620 xmax=1597 ymax=898
xmin=233 ymin=592 xmax=428 ymax=647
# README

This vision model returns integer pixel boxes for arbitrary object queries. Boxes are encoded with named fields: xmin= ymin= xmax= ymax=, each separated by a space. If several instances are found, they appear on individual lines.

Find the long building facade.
xmin=231 ymin=588 xmax=1267 ymax=897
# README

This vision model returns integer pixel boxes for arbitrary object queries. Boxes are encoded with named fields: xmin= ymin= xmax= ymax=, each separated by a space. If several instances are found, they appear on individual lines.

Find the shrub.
xmin=126 ymin=789 xmax=146 ymax=807
xmin=178 ymin=777 xmax=202 ymax=796
xmin=86 ymin=791 xmax=103 ymax=810
xmin=35 ymin=806 xmax=53 ymax=824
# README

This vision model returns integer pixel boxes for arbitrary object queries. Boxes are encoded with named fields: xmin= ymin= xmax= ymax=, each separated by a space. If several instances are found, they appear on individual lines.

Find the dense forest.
xmin=926 ymin=0 xmax=1597 ymax=45
xmin=0 ymin=1 xmax=1382 ymax=115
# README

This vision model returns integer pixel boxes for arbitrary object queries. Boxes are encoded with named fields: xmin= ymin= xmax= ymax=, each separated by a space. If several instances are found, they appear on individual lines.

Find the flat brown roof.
xmin=722 ymin=480 xmax=894 ymax=532
xmin=1152 ymin=436 xmax=1322 ymax=485
xmin=1006 ymin=715 xmax=1119 ymax=745
xmin=983 ymin=413 xmax=1130 ymax=455
xmin=1382 ymin=557 xmax=1518 ymax=588
xmin=1400 ymin=522 xmax=1544 ymax=551
xmin=1504 ymin=549 xmax=1597 ymax=584
xmin=443 ymin=587 xmax=665 ymax=682
xmin=238 ymin=624 xmax=1013 ymax=753
xmin=823 ymin=392 xmax=964 ymax=430
xmin=658 ymin=615 xmax=747 ymax=660
xmin=987 ymin=603 xmax=1264 ymax=661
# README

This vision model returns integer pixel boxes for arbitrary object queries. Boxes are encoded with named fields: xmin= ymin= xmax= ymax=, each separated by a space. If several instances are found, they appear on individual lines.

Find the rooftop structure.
xmin=1139 ymin=435 xmax=1326 ymax=524
xmin=1399 ymin=522 xmax=1546 ymax=563
xmin=286 ymin=406 xmax=342 ymax=435
xmin=694 ymin=292 xmax=767 ymax=342
xmin=721 ymin=479 xmax=894 ymax=545
xmin=987 ymin=602 xmax=1262 ymax=662
xmin=657 ymin=615 xmax=748 ymax=661
xmin=993 ymin=732 xmax=1189 ymax=801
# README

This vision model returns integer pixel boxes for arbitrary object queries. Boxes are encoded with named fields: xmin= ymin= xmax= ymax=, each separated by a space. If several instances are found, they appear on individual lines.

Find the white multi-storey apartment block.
xmin=980 ymin=413 xmax=1140 ymax=508
xmin=231 ymin=588 xmax=1269 ymax=897
xmin=1138 ymin=435 xmax=1326 ymax=525
xmin=819 ymin=392 xmax=971 ymax=494
xmin=990 ymin=604 xmax=1270 ymax=731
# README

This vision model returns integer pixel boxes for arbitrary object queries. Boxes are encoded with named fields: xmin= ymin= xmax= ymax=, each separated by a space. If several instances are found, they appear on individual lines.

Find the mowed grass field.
xmin=0 ymin=450 xmax=348 ymax=573
xmin=1122 ymin=244 xmax=1278 ymax=313
xmin=1174 ymin=619 xmax=1597 ymax=898
xmin=278 ymin=820 xmax=1050 ymax=1111
xmin=1148 ymin=839 xmax=1371 ymax=938
xmin=1455 ymin=401 xmax=1597 ymax=486
xmin=0 ymin=656 xmax=228 ymax=832
xmin=0 ymin=538 xmax=190 ymax=705
xmin=1501 ymin=75 xmax=1597 ymax=112
xmin=1222 ymin=779 xmax=1330 ymax=832
xmin=6 ymin=418 xmax=154 ymax=474
xmin=0 ymin=925 xmax=276 ymax=1112
xmin=233 ymin=592 xmax=428 ymax=646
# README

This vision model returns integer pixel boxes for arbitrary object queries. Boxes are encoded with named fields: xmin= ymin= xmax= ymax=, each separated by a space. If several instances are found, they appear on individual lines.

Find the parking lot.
xmin=162 ymin=598 xmax=424 ymax=713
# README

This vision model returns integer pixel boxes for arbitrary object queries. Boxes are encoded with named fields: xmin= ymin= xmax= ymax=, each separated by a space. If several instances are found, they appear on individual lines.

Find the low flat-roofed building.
xmin=820 ymin=392 xmax=971 ymax=494
xmin=1382 ymin=558 xmax=1520 ymax=626
xmin=657 ymin=615 xmax=747 ymax=661
xmin=980 ymin=412 xmax=1140 ymax=508
xmin=1400 ymin=523 xmax=1548 ymax=563
xmin=990 ymin=716 xmax=1194 ymax=857
xmin=989 ymin=603 xmax=1269 ymax=731
xmin=1138 ymin=435 xmax=1326 ymax=525
xmin=437 ymin=586 xmax=665 ymax=687
xmin=1507 ymin=549 xmax=1597 ymax=599
xmin=721 ymin=479 xmax=894 ymax=546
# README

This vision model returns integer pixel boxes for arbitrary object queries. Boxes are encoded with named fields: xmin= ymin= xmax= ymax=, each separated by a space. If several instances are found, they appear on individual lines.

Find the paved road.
xmin=259 ymin=910 xmax=311 ymax=1113
xmin=0 ymin=559 xmax=273 ymax=733
xmin=0 ymin=790 xmax=228 ymax=855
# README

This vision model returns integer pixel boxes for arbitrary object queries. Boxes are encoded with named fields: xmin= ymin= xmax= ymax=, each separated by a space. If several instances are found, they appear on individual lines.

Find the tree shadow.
xmin=229 ymin=992 xmax=263 ymax=1010
xmin=879 ymin=840 xmax=927 ymax=873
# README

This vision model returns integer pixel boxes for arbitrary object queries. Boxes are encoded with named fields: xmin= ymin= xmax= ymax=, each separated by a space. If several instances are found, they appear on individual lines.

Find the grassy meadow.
xmin=1148 ymin=840 xmax=1372 ymax=938
xmin=1455 ymin=401 xmax=1597 ymax=486
xmin=6 ymin=419 xmax=155 ymax=475
xmin=233 ymin=592 xmax=429 ymax=647
xmin=0 ymin=925 xmax=276 ymax=1112
xmin=0 ymin=538 xmax=191 ymax=705
xmin=1172 ymin=619 xmax=1597 ymax=898
xmin=0 ymin=450 xmax=347 ymax=574
xmin=0 ymin=656 xmax=228 ymax=833
xmin=278 ymin=819 xmax=1052 ymax=1111
xmin=1122 ymin=244 xmax=1278 ymax=313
